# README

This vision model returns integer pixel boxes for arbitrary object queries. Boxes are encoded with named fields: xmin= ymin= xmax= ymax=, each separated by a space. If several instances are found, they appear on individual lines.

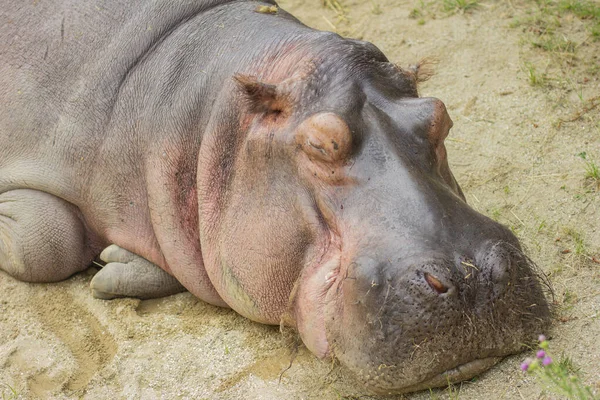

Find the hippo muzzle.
xmin=322 ymin=239 xmax=550 ymax=394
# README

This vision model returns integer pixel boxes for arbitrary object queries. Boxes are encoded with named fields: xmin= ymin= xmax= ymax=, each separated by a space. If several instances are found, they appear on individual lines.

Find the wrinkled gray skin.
xmin=0 ymin=0 xmax=551 ymax=394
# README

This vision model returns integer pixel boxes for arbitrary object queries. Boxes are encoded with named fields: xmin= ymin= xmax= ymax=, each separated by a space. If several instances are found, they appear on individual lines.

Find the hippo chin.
xmin=0 ymin=0 xmax=551 ymax=394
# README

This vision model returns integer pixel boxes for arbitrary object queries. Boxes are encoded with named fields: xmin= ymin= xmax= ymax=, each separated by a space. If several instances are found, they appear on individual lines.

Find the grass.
xmin=574 ymin=233 xmax=585 ymax=256
xmin=529 ymin=0 xmax=600 ymax=22
xmin=584 ymin=160 xmax=599 ymax=181
xmin=562 ymin=288 xmax=577 ymax=306
xmin=321 ymin=0 xmax=369 ymax=39
xmin=562 ymin=227 xmax=587 ymax=257
xmin=0 ymin=384 xmax=19 ymax=400
xmin=584 ymin=160 xmax=600 ymax=191
xmin=442 ymin=0 xmax=480 ymax=14
xmin=555 ymin=225 xmax=598 ymax=275
xmin=509 ymin=14 xmax=559 ymax=31
xmin=409 ymin=0 xmax=480 ymax=23
xmin=557 ymin=355 xmax=581 ymax=375
xmin=537 ymin=219 xmax=547 ymax=233
xmin=509 ymin=0 xmax=600 ymax=124
xmin=409 ymin=1 xmax=429 ymax=20
xmin=531 ymin=35 xmax=576 ymax=52
xmin=569 ymin=230 xmax=587 ymax=256
xmin=255 ymin=5 xmax=278 ymax=14
xmin=490 ymin=207 xmax=502 ymax=221
xmin=428 ymin=381 xmax=462 ymax=399
xmin=323 ymin=0 xmax=348 ymax=23
xmin=523 ymin=62 xmax=548 ymax=87
xmin=370 ymin=1 xmax=382 ymax=15
xmin=445 ymin=382 xmax=462 ymax=399
xmin=578 ymin=152 xmax=600 ymax=188
xmin=557 ymin=0 xmax=600 ymax=20
xmin=556 ymin=97 xmax=600 ymax=128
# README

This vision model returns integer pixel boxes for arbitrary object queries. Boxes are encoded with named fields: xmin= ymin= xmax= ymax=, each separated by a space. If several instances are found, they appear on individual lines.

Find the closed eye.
xmin=308 ymin=139 xmax=327 ymax=155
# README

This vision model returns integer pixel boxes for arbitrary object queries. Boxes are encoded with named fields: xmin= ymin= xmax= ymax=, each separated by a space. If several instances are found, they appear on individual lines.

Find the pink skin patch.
xmin=293 ymin=251 xmax=341 ymax=358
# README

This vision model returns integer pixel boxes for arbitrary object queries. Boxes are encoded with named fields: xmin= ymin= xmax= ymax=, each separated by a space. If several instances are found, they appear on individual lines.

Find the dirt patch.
xmin=1 ymin=0 xmax=599 ymax=399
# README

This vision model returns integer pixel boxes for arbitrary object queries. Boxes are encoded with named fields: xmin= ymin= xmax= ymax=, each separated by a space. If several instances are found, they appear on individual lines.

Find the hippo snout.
xmin=324 ymin=242 xmax=551 ymax=394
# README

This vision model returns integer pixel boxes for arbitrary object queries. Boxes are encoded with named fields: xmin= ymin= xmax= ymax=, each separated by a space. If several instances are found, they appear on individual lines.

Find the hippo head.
xmin=197 ymin=36 xmax=551 ymax=394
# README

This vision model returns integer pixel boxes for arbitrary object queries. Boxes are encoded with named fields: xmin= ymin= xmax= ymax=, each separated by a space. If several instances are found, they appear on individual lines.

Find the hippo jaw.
xmin=395 ymin=357 xmax=502 ymax=394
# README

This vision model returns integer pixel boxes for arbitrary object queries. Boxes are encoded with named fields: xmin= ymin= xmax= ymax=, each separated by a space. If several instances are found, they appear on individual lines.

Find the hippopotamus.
xmin=0 ymin=0 xmax=551 ymax=395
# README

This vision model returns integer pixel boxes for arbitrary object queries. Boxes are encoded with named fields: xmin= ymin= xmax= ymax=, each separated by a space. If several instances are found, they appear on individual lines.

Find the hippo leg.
xmin=90 ymin=244 xmax=186 ymax=300
xmin=0 ymin=189 xmax=93 ymax=282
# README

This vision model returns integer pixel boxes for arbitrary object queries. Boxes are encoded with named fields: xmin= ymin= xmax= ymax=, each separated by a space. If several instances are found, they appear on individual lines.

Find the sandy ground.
xmin=1 ymin=0 xmax=599 ymax=399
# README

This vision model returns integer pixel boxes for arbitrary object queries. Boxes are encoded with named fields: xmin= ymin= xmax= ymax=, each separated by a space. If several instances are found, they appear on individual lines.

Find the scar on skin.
xmin=255 ymin=5 xmax=278 ymax=14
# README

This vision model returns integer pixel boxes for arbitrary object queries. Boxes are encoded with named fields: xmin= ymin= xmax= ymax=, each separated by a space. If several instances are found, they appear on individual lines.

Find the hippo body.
xmin=0 ymin=0 xmax=550 ymax=394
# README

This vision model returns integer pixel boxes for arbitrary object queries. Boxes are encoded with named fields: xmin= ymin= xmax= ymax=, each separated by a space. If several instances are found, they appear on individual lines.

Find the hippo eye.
xmin=424 ymin=272 xmax=448 ymax=294
xmin=308 ymin=140 xmax=326 ymax=154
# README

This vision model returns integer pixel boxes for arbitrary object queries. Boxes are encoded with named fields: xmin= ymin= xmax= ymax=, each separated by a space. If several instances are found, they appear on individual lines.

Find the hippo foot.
xmin=90 ymin=245 xmax=186 ymax=300
xmin=0 ymin=189 xmax=93 ymax=283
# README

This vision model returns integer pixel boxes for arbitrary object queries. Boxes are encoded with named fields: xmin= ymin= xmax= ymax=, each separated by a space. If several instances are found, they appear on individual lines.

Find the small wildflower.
xmin=536 ymin=350 xmax=546 ymax=359
xmin=538 ymin=334 xmax=546 ymax=342
xmin=542 ymin=356 xmax=552 ymax=366
xmin=520 ymin=334 xmax=595 ymax=399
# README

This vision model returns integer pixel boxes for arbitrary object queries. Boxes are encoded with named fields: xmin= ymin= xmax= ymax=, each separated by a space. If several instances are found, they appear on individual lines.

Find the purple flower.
xmin=536 ymin=350 xmax=546 ymax=359
xmin=542 ymin=356 xmax=552 ymax=366
xmin=538 ymin=334 xmax=546 ymax=342
xmin=521 ymin=358 xmax=533 ymax=372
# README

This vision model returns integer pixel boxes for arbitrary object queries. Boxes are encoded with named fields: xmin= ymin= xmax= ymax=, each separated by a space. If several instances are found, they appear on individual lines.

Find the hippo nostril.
xmin=490 ymin=257 xmax=510 ymax=289
xmin=475 ymin=242 xmax=517 ymax=300
xmin=480 ymin=243 xmax=511 ymax=285
xmin=424 ymin=272 xmax=448 ymax=294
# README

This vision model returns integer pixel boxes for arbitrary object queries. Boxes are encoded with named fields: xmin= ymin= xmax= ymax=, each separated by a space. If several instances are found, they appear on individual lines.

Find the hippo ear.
xmin=408 ymin=57 xmax=437 ymax=83
xmin=233 ymin=74 xmax=290 ymax=115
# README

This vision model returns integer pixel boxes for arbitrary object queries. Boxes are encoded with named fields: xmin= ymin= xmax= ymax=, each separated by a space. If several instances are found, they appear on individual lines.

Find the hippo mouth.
xmin=390 ymin=357 xmax=502 ymax=395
